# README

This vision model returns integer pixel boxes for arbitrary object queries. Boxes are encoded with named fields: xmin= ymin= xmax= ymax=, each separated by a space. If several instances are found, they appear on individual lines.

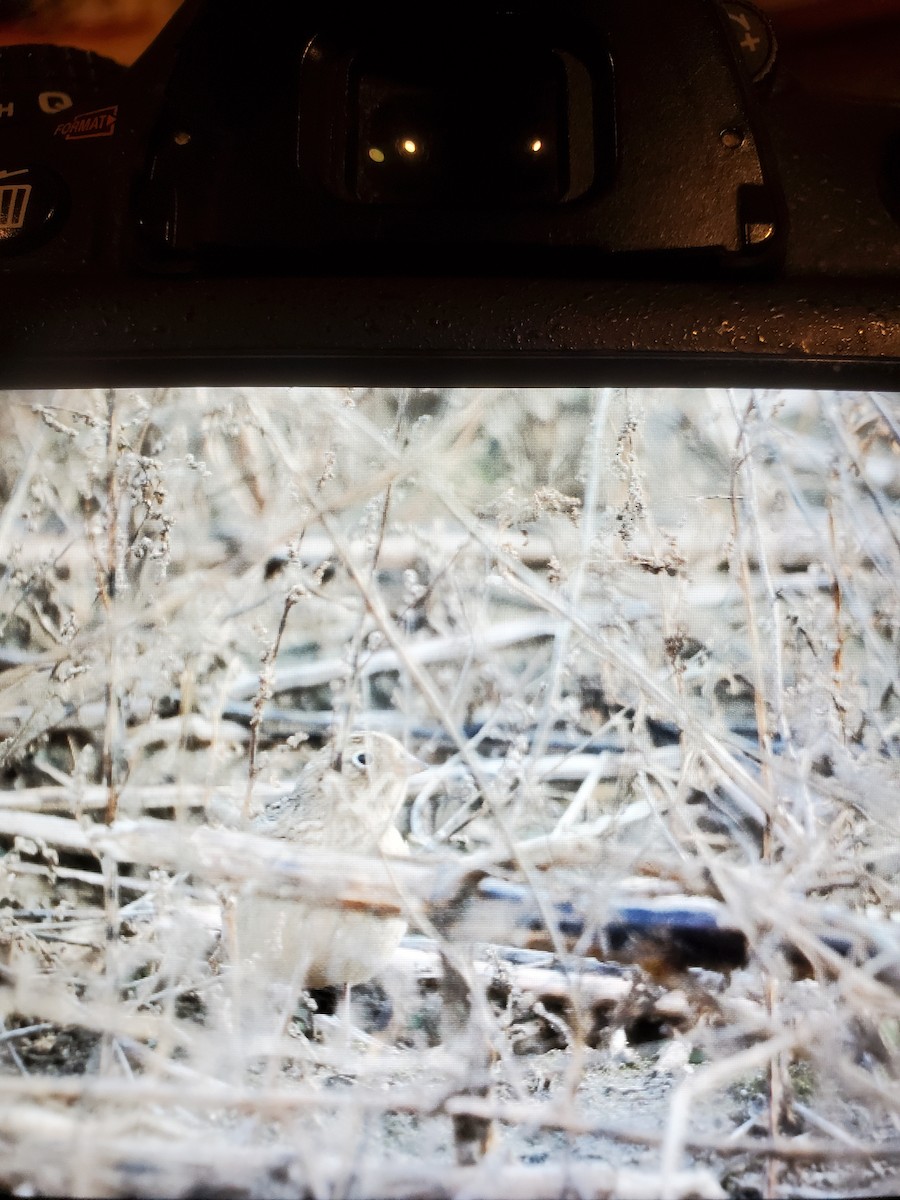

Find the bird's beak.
xmin=401 ymin=747 xmax=429 ymax=774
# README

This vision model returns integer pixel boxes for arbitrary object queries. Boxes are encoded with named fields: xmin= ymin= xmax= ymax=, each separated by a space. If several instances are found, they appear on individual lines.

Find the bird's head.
xmin=328 ymin=730 xmax=425 ymax=827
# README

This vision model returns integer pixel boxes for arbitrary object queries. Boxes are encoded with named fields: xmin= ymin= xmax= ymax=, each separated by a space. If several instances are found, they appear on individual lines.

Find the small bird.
xmin=234 ymin=731 xmax=421 ymax=1033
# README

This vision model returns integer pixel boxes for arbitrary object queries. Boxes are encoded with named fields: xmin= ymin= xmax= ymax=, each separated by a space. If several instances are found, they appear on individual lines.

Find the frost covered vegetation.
xmin=0 ymin=386 xmax=898 ymax=1199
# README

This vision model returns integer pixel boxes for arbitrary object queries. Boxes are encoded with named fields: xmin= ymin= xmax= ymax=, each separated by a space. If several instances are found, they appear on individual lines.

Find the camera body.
xmin=0 ymin=0 xmax=899 ymax=386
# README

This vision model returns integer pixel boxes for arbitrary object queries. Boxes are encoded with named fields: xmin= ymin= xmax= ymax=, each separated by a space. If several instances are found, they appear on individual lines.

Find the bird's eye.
xmin=351 ymin=750 xmax=368 ymax=770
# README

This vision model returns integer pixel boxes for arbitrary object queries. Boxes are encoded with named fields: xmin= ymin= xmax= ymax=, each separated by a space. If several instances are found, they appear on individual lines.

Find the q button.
xmin=0 ymin=165 xmax=69 ymax=253
xmin=39 ymin=91 xmax=74 ymax=115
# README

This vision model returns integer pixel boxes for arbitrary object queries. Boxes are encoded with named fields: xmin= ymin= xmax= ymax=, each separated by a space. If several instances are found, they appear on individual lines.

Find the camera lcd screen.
xmin=1 ymin=384 xmax=897 ymax=1199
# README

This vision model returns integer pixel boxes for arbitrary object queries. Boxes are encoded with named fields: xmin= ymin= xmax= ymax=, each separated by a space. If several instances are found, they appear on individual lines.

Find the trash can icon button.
xmin=0 ymin=165 xmax=68 ymax=253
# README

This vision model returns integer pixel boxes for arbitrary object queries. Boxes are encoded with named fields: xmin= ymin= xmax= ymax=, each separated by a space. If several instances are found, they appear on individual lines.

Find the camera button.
xmin=722 ymin=1 xmax=777 ymax=87
xmin=0 ymin=164 xmax=69 ymax=253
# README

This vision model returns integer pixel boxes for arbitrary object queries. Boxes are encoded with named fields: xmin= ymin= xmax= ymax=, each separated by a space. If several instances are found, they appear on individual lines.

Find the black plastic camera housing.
xmin=0 ymin=0 xmax=899 ymax=387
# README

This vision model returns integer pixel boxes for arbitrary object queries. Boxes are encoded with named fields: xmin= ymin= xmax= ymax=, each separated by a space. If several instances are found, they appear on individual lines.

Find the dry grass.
xmin=0 ymin=385 xmax=898 ymax=1198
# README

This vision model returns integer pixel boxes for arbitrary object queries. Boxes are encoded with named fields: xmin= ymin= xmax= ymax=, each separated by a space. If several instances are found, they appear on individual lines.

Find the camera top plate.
xmin=0 ymin=0 xmax=899 ymax=386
